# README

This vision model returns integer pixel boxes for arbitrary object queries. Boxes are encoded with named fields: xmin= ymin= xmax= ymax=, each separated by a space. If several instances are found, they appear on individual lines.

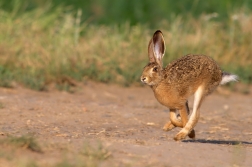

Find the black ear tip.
xmin=154 ymin=30 xmax=163 ymax=35
xmin=153 ymin=30 xmax=164 ymax=43
xmin=153 ymin=30 xmax=163 ymax=40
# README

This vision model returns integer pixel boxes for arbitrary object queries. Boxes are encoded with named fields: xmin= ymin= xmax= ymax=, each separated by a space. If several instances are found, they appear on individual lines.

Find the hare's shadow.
xmin=183 ymin=139 xmax=252 ymax=146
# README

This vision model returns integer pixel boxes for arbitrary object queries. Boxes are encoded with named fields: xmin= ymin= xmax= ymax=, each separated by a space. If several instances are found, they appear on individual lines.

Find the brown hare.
xmin=141 ymin=30 xmax=238 ymax=141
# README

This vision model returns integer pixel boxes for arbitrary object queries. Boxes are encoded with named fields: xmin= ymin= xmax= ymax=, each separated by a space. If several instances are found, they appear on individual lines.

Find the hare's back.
xmin=164 ymin=54 xmax=222 ymax=94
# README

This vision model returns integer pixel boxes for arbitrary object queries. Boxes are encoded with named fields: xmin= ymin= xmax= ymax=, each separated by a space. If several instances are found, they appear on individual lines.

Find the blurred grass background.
xmin=0 ymin=0 xmax=251 ymax=90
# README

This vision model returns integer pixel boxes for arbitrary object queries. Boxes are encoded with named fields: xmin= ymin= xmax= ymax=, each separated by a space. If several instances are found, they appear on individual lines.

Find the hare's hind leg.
xmin=177 ymin=101 xmax=195 ymax=139
xmin=174 ymin=86 xmax=204 ymax=141
xmin=185 ymin=101 xmax=196 ymax=139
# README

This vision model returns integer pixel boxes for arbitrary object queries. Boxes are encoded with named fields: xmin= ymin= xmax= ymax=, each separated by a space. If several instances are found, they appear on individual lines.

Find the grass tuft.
xmin=0 ymin=135 xmax=42 ymax=153
xmin=82 ymin=142 xmax=111 ymax=160
xmin=54 ymin=142 xmax=111 ymax=167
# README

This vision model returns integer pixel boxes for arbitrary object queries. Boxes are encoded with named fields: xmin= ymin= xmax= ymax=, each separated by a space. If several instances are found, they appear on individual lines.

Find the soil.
xmin=0 ymin=82 xmax=252 ymax=167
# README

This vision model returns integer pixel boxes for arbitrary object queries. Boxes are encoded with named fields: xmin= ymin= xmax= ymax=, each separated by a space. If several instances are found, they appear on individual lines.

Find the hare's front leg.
xmin=163 ymin=103 xmax=195 ymax=139
xmin=174 ymin=86 xmax=204 ymax=141
xmin=163 ymin=108 xmax=181 ymax=131
xmin=162 ymin=121 xmax=175 ymax=131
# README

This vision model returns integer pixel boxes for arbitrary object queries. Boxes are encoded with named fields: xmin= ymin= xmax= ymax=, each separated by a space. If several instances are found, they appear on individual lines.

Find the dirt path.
xmin=0 ymin=82 xmax=252 ymax=167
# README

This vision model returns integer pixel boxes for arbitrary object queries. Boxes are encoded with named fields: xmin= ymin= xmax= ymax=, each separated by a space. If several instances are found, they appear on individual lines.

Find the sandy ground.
xmin=0 ymin=82 xmax=252 ymax=167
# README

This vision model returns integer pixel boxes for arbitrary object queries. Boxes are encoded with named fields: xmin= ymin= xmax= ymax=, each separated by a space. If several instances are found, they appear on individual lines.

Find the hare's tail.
xmin=220 ymin=72 xmax=238 ymax=85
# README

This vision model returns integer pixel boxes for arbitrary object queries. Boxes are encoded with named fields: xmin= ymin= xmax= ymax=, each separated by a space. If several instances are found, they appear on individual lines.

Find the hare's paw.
xmin=163 ymin=121 xmax=175 ymax=131
xmin=188 ymin=129 xmax=196 ymax=139
xmin=174 ymin=129 xmax=188 ymax=141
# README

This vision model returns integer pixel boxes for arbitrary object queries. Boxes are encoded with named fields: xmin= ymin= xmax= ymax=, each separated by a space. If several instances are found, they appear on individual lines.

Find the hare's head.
xmin=140 ymin=30 xmax=166 ymax=86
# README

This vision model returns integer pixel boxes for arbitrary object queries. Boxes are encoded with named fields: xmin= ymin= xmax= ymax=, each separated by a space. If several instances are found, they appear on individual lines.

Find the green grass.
xmin=0 ymin=135 xmax=42 ymax=153
xmin=0 ymin=4 xmax=251 ymax=90
xmin=1 ymin=0 xmax=252 ymax=25
xmin=0 ymin=137 xmax=112 ymax=167
xmin=82 ymin=142 xmax=111 ymax=160
xmin=54 ymin=142 xmax=111 ymax=167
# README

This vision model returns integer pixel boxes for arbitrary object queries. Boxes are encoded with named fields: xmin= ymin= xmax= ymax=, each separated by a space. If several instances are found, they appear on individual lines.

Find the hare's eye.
xmin=153 ymin=67 xmax=158 ymax=72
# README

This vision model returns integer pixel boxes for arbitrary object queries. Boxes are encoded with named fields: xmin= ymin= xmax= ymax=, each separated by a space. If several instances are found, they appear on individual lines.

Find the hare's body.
xmin=151 ymin=54 xmax=222 ymax=109
xmin=141 ymin=30 xmax=238 ymax=140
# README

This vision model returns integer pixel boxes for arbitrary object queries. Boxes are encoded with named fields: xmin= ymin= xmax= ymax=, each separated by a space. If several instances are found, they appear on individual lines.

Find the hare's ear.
xmin=148 ymin=38 xmax=156 ymax=63
xmin=152 ymin=30 xmax=165 ymax=67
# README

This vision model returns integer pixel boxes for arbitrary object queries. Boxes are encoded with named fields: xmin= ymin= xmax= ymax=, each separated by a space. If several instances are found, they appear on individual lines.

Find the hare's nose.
xmin=141 ymin=77 xmax=146 ymax=82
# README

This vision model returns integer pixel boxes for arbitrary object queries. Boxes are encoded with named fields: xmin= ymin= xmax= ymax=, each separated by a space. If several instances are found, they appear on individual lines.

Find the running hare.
xmin=141 ymin=30 xmax=238 ymax=141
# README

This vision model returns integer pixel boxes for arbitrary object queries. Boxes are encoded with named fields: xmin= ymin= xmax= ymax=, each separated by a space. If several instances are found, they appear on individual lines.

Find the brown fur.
xmin=141 ymin=30 xmax=223 ymax=140
xmin=142 ymin=54 xmax=222 ymax=108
